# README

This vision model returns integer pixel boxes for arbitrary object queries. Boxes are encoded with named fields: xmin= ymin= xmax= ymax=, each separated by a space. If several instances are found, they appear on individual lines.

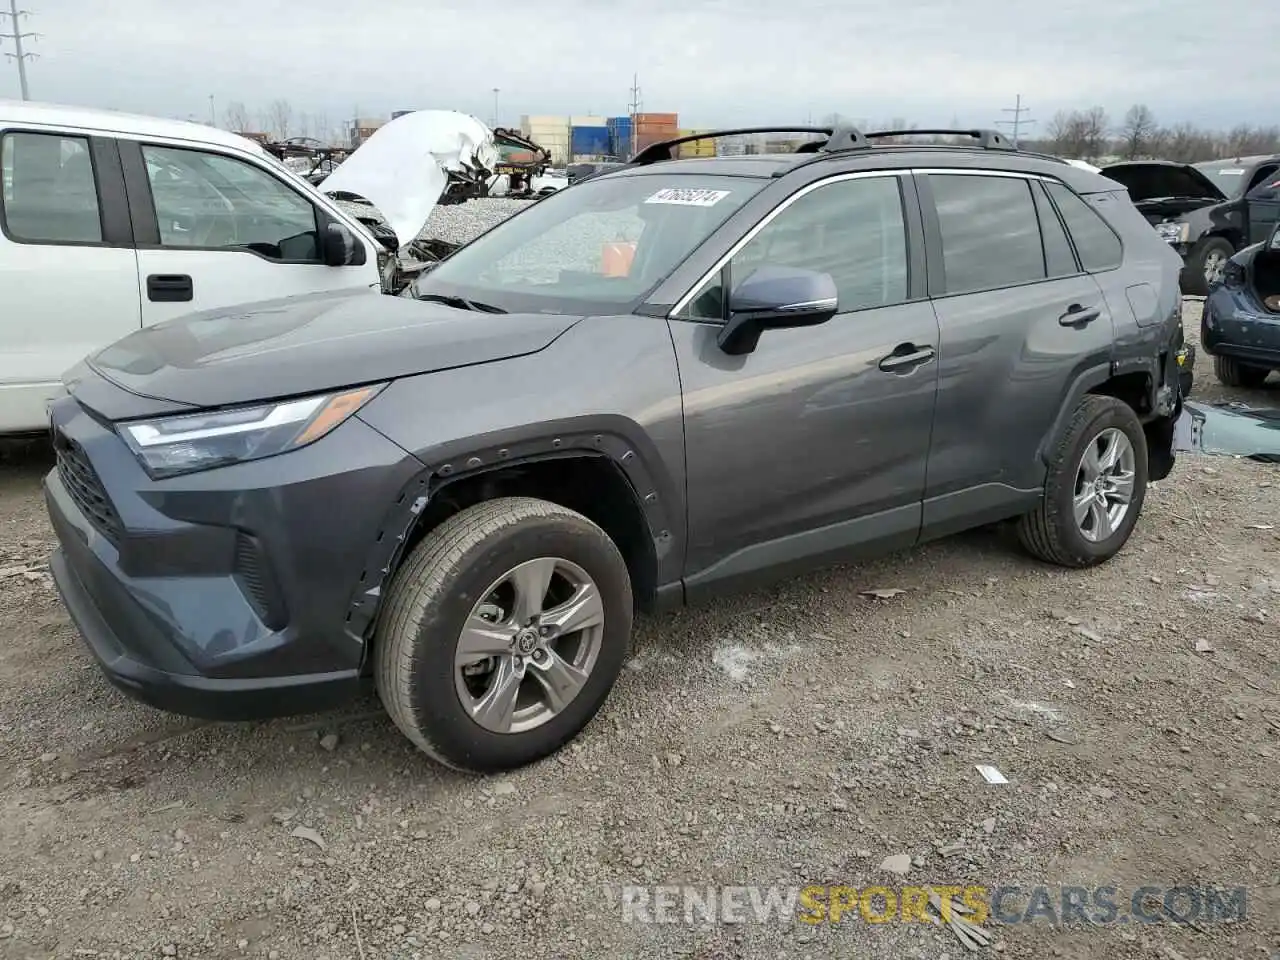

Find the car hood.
xmin=86 ymin=288 xmax=582 ymax=410
xmin=1100 ymin=161 xmax=1228 ymax=205
xmin=319 ymin=110 xmax=500 ymax=251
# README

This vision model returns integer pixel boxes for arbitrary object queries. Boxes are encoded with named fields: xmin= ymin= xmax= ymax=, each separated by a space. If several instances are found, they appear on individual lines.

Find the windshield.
xmin=1194 ymin=160 xmax=1253 ymax=199
xmin=416 ymin=173 xmax=763 ymax=314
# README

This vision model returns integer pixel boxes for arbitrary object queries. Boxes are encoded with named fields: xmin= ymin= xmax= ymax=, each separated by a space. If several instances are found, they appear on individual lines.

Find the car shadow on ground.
xmin=23 ymin=521 xmax=1022 ymax=806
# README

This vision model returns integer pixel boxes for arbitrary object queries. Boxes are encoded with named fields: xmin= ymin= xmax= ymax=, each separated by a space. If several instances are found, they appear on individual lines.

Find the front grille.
xmin=54 ymin=430 xmax=123 ymax=543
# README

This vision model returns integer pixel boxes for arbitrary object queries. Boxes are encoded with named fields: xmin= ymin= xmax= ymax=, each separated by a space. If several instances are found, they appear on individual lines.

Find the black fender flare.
xmin=1037 ymin=362 xmax=1115 ymax=469
xmin=342 ymin=416 xmax=683 ymax=643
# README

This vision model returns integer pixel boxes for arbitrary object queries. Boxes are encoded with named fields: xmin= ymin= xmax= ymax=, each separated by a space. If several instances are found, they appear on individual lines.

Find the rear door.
xmin=917 ymin=170 xmax=1115 ymax=535
xmin=0 ymin=128 xmax=140 ymax=432
xmin=118 ymin=139 xmax=377 ymax=326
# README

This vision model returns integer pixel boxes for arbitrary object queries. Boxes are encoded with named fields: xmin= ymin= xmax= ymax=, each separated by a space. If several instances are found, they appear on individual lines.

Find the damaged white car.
xmin=0 ymin=101 xmax=520 ymax=434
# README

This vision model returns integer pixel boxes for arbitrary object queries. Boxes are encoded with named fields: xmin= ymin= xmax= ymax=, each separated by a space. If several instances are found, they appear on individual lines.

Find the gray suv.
xmin=44 ymin=126 xmax=1190 ymax=773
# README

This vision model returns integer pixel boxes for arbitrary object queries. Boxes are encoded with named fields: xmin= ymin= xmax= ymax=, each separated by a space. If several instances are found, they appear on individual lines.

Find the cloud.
xmin=1 ymin=0 xmax=1273 ymax=135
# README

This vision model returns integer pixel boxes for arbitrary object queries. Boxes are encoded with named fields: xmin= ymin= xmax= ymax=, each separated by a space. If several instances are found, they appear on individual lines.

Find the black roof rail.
xmin=861 ymin=128 xmax=1016 ymax=151
xmin=629 ymin=125 xmax=872 ymax=165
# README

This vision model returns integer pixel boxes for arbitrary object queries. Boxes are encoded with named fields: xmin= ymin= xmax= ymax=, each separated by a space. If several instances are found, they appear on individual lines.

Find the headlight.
xmin=1155 ymin=221 xmax=1189 ymax=244
xmin=119 ymin=385 xmax=385 ymax=478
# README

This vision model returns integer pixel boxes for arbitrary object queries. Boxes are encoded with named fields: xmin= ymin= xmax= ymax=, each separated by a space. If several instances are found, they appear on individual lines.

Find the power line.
xmin=996 ymin=94 xmax=1035 ymax=147
xmin=0 ymin=0 xmax=38 ymax=100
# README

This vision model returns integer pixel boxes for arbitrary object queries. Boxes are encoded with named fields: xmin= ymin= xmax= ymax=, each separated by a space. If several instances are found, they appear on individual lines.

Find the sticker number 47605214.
xmin=644 ymin=187 xmax=731 ymax=207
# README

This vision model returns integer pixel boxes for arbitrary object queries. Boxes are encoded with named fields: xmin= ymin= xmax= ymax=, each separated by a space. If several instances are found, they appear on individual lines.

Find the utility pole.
xmin=491 ymin=87 xmax=499 ymax=129
xmin=627 ymin=73 xmax=642 ymax=159
xmin=1 ymin=0 xmax=38 ymax=100
xmin=208 ymin=94 xmax=216 ymax=126
xmin=997 ymin=93 xmax=1035 ymax=147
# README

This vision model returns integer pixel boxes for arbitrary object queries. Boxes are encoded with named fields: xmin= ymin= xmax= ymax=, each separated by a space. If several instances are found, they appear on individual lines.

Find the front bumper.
xmin=1202 ymin=287 xmax=1280 ymax=366
xmin=44 ymin=391 xmax=423 ymax=721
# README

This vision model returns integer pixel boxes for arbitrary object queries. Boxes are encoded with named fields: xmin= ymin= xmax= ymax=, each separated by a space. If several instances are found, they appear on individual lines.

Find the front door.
xmin=120 ymin=140 xmax=376 ymax=326
xmin=667 ymin=172 xmax=940 ymax=592
xmin=1244 ymin=164 xmax=1280 ymax=246
xmin=0 ymin=129 xmax=141 ymax=432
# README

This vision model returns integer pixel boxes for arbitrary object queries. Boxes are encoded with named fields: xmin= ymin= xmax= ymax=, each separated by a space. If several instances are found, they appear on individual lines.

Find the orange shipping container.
xmin=633 ymin=112 xmax=678 ymax=125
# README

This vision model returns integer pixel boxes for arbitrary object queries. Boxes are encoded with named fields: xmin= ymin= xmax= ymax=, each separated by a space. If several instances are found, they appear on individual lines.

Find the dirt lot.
xmin=0 ymin=303 xmax=1277 ymax=960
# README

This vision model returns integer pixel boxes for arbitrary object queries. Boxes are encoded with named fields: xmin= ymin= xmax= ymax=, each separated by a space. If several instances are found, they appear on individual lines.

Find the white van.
xmin=0 ymin=100 xmax=385 ymax=434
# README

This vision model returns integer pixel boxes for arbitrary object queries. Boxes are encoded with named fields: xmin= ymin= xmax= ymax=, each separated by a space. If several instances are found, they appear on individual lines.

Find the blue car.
xmin=1203 ymin=222 xmax=1280 ymax=388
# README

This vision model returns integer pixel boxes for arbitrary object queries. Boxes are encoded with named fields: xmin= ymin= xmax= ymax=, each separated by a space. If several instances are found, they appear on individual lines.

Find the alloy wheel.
xmin=454 ymin=557 xmax=605 ymax=734
xmin=1073 ymin=427 xmax=1136 ymax=542
xmin=1203 ymin=250 xmax=1227 ymax=286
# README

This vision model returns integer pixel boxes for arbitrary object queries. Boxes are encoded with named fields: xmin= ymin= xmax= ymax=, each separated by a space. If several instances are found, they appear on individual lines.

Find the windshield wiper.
xmin=415 ymin=292 xmax=508 ymax=314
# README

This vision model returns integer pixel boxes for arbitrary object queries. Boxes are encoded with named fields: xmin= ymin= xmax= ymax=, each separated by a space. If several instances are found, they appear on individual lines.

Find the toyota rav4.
xmin=44 ymin=125 xmax=1191 ymax=773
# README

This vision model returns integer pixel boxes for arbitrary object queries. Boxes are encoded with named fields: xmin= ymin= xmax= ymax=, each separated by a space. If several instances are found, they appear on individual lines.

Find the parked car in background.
xmin=1202 ymin=220 xmax=1280 ymax=387
xmin=0 ymin=100 xmax=383 ymax=435
xmin=44 ymin=125 xmax=1190 ymax=773
xmin=1102 ymin=155 xmax=1280 ymax=296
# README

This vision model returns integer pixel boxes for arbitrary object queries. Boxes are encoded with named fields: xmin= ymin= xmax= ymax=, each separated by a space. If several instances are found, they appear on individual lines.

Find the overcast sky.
xmin=2 ymin=0 xmax=1276 ymax=137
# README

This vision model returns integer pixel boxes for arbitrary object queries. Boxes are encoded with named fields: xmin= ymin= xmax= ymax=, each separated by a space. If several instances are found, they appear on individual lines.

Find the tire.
xmin=1182 ymin=236 xmax=1235 ymax=296
xmin=1213 ymin=355 xmax=1271 ymax=388
xmin=1017 ymin=396 xmax=1149 ymax=568
xmin=374 ymin=496 xmax=633 ymax=772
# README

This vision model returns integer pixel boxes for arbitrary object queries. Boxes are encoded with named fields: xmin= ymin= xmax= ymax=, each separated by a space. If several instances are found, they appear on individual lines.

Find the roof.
xmin=608 ymin=148 xmax=1124 ymax=194
xmin=1194 ymin=154 xmax=1279 ymax=168
xmin=0 ymin=98 xmax=267 ymax=155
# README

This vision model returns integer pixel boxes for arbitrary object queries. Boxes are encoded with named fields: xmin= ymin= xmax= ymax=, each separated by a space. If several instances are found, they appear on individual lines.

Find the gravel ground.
xmin=334 ymin=197 xmax=536 ymax=249
xmin=0 ymin=305 xmax=1277 ymax=959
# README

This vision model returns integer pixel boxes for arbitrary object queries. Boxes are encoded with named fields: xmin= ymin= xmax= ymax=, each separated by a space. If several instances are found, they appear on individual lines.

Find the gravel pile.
xmin=334 ymin=196 xmax=535 ymax=248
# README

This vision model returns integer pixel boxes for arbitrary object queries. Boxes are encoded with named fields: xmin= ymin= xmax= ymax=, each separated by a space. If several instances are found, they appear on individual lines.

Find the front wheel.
xmin=1017 ymin=396 xmax=1149 ymax=568
xmin=374 ymin=497 xmax=633 ymax=772
xmin=1183 ymin=236 xmax=1235 ymax=296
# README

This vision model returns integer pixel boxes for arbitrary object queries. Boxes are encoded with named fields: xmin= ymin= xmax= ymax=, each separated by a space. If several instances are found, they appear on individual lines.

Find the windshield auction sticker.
xmin=644 ymin=187 xmax=731 ymax=207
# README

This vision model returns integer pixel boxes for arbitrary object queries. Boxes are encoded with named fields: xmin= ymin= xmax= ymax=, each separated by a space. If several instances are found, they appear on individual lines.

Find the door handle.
xmin=1059 ymin=303 xmax=1101 ymax=327
xmin=147 ymin=274 xmax=194 ymax=303
xmin=878 ymin=343 xmax=936 ymax=373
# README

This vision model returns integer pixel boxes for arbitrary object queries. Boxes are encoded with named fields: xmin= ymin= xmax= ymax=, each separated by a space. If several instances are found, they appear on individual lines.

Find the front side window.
xmin=0 ymin=132 xmax=103 ymax=244
xmin=681 ymin=175 xmax=909 ymax=321
xmin=142 ymin=145 xmax=320 ymax=260
xmin=929 ymin=174 xmax=1045 ymax=294
xmin=1045 ymin=181 xmax=1123 ymax=272
xmin=415 ymin=174 xmax=763 ymax=314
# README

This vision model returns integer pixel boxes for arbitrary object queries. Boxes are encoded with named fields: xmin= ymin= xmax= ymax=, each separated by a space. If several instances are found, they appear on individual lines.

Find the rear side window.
xmin=1032 ymin=181 xmax=1078 ymax=278
xmin=0 ymin=132 xmax=104 ymax=244
xmin=1045 ymin=181 xmax=1122 ymax=272
xmin=928 ymin=174 xmax=1044 ymax=294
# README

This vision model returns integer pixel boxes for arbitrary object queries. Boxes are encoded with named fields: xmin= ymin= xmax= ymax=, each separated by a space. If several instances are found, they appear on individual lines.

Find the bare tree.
xmin=266 ymin=99 xmax=293 ymax=140
xmin=1163 ymin=123 xmax=1217 ymax=163
xmin=1080 ymin=106 xmax=1110 ymax=160
xmin=223 ymin=101 xmax=251 ymax=133
xmin=296 ymin=112 xmax=312 ymax=140
xmin=1046 ymin=110 xmax=1085 ymax=157
xmin=1120 ymin=104 xmax=1158 ymax=160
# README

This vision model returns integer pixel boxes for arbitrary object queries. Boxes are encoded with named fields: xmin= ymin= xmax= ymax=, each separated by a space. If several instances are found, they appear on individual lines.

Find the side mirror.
xmin=1270 ymin=222 xmax=1280 ymax=251
xmin=716 ymin=265 xmax=838 ymax=355
xmin=322 ymin=221 xmax=367 ymax=267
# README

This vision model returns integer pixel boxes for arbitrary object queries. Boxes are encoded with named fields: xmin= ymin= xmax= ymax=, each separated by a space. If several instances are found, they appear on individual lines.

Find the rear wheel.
xmin=374 ymin=497 xmax=633 ymax=772
xmin=1213 ymin=355 xmax=1271 ymax=388
xmin=1017 ymin=396 xmax=1149 ymax=568
xmin=1183 ymin=236 xmax=1235 ymax=296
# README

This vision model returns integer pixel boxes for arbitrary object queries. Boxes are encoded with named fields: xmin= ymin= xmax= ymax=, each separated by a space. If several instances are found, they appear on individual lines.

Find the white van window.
xmin=141 ymin=145 xmax=321 ymax=261
xmin=1 ymin=132 xmax=104 ymax=244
